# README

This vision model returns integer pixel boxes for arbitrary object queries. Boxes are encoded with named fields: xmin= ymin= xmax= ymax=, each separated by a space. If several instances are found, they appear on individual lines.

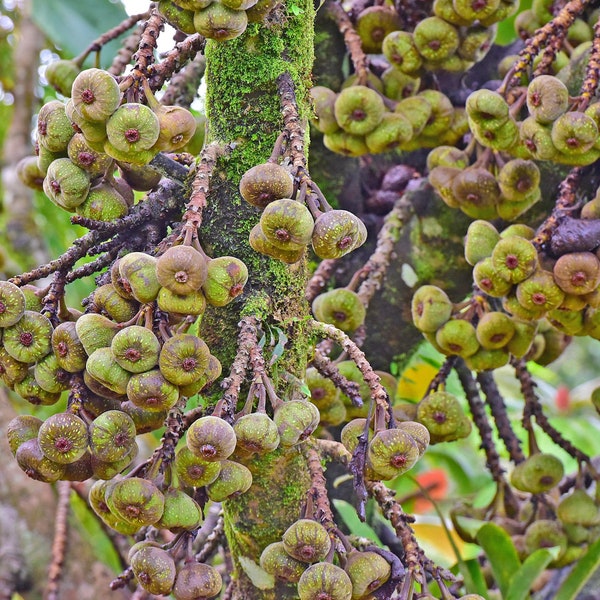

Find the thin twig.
xmin=43 ymin=481 xmax=71 ymax=600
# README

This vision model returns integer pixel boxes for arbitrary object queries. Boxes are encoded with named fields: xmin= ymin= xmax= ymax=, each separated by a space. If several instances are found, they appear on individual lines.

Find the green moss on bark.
xmin=200 ymin=1 xmax=315 ymax=598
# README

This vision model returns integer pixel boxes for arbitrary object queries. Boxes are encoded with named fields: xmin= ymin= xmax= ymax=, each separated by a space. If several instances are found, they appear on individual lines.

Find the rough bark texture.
xmin=199 ymin=3 xmax=315 ymax=598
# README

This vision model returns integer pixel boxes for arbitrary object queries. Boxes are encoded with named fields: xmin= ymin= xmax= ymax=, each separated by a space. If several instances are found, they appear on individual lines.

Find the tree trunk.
xmin=199 ymin=3 xmax=315 ymax=598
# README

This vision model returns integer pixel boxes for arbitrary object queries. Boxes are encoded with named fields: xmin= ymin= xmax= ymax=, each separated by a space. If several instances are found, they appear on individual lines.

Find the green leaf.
xmin=70 ymin=492 xmax=123 ymax=574
xmin=332 ymin=499 xmax=382 ymax=545
xmin=476 ymin=522 xmax=521 ymax=598
xmin=269 ymin=327 xmax=288 ymax=365
xmin=506 ymin=548 xmax=559 ymax=600
xmin=31 ymin=0 xmax=129 ymax=67
xmin=554 ymin=537 xmax=600 ymax=600
xmin=462 ymin=558 xmax=489 ymax=598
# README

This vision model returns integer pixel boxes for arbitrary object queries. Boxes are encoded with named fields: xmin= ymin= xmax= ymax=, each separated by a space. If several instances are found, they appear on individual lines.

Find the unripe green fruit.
xmin=38 ymin=412 xmax=88 ymax=465
xmin=89 ymin=409 xmax=137 ymax=462
xmin=43 ymin=158 xmax=91 ymax=210
xmin=367 ymin=428 xmax=420 ymax=480
xmin=282 ymin=519 xmax=332 ymax=563
xmin=239 ymin=162 xmax=294 ymax=208
xmin=334 ymin=85 xmax=385 ymax=136
xmin=411 ymin=285 xmax=454 ymax=333
xmin=260 ymin=199 xmax=314 ymax=250
xmin=106 ymin=477 xmax=165 ymax=528
xmin=187 ymin=415 xmax=237 ymax=461
xmin=155 ymin=488 xmax=203 ymax=532
xmin=37 ymin=100 xmax=75 ymax=153
xmin=510 ymin=453 xmax=564 ymax=494
xmin=527 ymin=75 xmax=569 ymax=124
xmin=260 ymin=542 xmax=306 ymax=583
xmin=118 ymin=252 xmax=160 ymax=304
xmin=435 ymin=319 xmax=479 ymax=357
xmin=193 ymin=2 xmax=248 ymax=41
xmin=515 ymin=269 xmax=565 ymax=312
xmin=323 ymin=130 xmax=368 ymax=157
xmin=86 ymin=347 xmax=131 ymax=396
xmin=551 ymin=112 xmax=599 ymax=155
xmin=473 ymin=257 xmax=513 ymax=297
xmin=345 ymin=550 xmax=391 ymax=599
xmin=492 ymin=236 xmax=538 ymax=284
xmin=557 ymin=489 xmax=599 ymax=526
xmin=365 ymin=112 xmax=413 ymax=154
xmin=45 ymin=59 xmax=81 ymax=96
xmin=476 ymin=311 xmax=515 ymax=350
xmin=355 ymin=5 xmax=402 ymax=54
xmin=206 ymin=459 xmax=252 ymax=501
xmin=464 ymin=220 xmax=500 ymax=266
xmin=174 ymin=445 xmax=222 ymax=487
xmin=413 ymin=17 xmax=460 ymax=62
xmin=202 ymin=256 xmax=248 ymax=307
xmin=297 ymin=562 xmax=352 ymax=600
xmin=0 ymin=281 xmax=26 ymax=328
xmin=382 ymin=31 xmax=423 ymax=74
xmin=159 ymin=333 xmax=210 ymax=386
xmin=156 ymin=245 xmax=208 ymax=295
xmin=274 ymin=400 xmax=320 ymax=446
xmin=71 ymin=68 xmax=121 ymax=123
xmin=311 ymin=210 xmax=367 ymax=260
xmin=312 ymin=288 xmax=366 ymax=332
xmin=3 ymin=310 xmax=53 ymax=363
xmin=7 ymin=414 xmax=43 ymax=455
xmin=130 ymin=546 xmax=176 ymax=596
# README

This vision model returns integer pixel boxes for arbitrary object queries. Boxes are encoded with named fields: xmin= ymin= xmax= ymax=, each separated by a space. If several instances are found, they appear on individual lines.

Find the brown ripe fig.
xmin=130 ymin=546 xmax=176 ymax=596
xmin=274 ymin=400 xmax=320 ymax=446
xmin=297 ymin=562 xmax=353 ymax=600
xmin=345 ymin=550 xmax=391 ymax=599
xmin=174 ymin=445 xmax=222 ymax=487
xmin=15 ymin=438 xmax=66 ymax=483
xmin=202 ymin=256 xmax=248 ymax=307
xmin=7 ymin=414 xmax=43 ymax=456
xmin=312 ymin=288 xmax=366 ymax=332
xmin=367 ymin=428 xmax=420 ymax=480
xmin=311 ymin=210 xmax=367 ymax=260
xmin=355 ymin=6 xmax=402 ymax=54
xmin=89 ymin=409 xmax=137 ymax=462
xmin=239 ymin=162 xmax=294 ymax=208
xmin=71 ymin=68 xmax=121 ymax=123
xmin=61 ymin=451 xmax=94 ymax=482
xmin=0 ymin=280 xmax=26 ymax=328
xmin=206 ymin=459 xmax=253 ymax=501
xmin=37 ymin=412 xmax=89 ymax=464
xmin=127 ymin=368 xmax=180 ymax=412
xmin=105 ymin=476 xmax=165 ymax=528
xmin=172 ymin=562 xmax=223 ymax=600
xmin=156 ymin=488 xmax=203 ymax=532
xmin=159 ymin=333 xmax=210 ymax=386
xmin=259 ymin=199 xmax=314 ymax=250
xmin=156 ymin=245 xmax=208 ymax=295
xmin=193 ymin=3 xmax=248 ymax=41
xmin=93 ymin=283 xmax=139 ymax=323
xmin=111 ymin=325 xmax=160 ymax=373
xmin=553 ymin=252 xmax=600 ymax=295
xmin=260 ymin=541 xmax=306 ymax=583
xmin=282 ymin=519 xmax=331 ymax=564
xmin=334 ymin=85 xmax=385 ymax=136
xmin=3 ymin=310 xmax=53 ymax=363
xmin=118 ymin=252 xmax=161 ymax=304
xmin=187 ymin=415 xmax=237 ymax=461
xmin=51 ymin=321 xmax=87 ymax=372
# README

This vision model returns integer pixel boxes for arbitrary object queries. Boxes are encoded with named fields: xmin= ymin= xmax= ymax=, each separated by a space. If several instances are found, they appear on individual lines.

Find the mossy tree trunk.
xmin=199 ymin=3 xmax=315 ymax=598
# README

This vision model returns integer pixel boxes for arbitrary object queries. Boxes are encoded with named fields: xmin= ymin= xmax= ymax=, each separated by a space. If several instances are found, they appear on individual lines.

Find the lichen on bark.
xmin=199 ymin=1 xmax=316 ymax=597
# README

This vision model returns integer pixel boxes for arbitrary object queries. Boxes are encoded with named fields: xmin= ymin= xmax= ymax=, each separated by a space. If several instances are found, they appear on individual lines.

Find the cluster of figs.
xmin=158 ymin=0 xmax=276 ymax=42
xmin=411 ymin=218 xmax=600 ymax=371
xmin=239 ymin=161 xmax=367 ymax=263
xmin=463 ymin=77 xmax=600 ymax=167
xmin=18 ymin=68 xmax=197 ymax=222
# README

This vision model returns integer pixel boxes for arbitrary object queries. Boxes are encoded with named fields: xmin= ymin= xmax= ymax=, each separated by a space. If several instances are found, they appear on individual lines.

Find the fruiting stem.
xmin=311 ymin=348 xmax=364 ymax=408
xmin=579 ymin=17 xmax=600 ymax=109
xmin=509 ymin=0 xmax=591 ymax=90
xmin=327 ymin=1 xmax=369 ymax=87
xmin=161 ymin=54 xmax=207 ymax=108
xmin=277 ymin=72 xmax=306 ymax=171
xmin=131 ymin=8 xmax=166 ymax=84
xmin=477 ymin=371 xmax=525 ymax=464
xmin=44 ymin=481 xmax=71 ymax=600
xmin=303 ymin=444 xmax=337 ymax=532
xmin=455 ymin=360 xmax=505 ymax=482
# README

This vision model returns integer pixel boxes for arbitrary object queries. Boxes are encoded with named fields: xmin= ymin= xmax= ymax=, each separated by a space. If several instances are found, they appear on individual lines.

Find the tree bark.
xmin=199 ymin=2 xmax=315 ymax=598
